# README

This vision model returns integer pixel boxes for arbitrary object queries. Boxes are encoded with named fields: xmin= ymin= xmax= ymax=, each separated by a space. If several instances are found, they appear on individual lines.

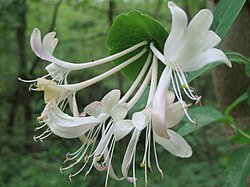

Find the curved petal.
xmin=101 ymin=89 xmax=121 ymax=114
xmin=152 ymin=67 xmax=171 ymax=139
xmin=132 ymin=110 xmax=150 ymax=130
xmin=181 ymin=48 xmax=231 ymax=72
xmin=45 ymin=63 xmax=68 ymax=81
xmin=42 ymin=31 xmax=58 ymax=54
xmin=30 ymin=28 xmax=47 ymax=59
xmin=154 ymin=129 xmax=192 ymax=158
xmin=164 ymin=1 xmax=188 ymax=61
xmin=93 ymin=148 xmax=123 ymax=181
xmin=46 ymin=104 xmax=102 ymax=138
xmin=165 ymin=101 xmax=185 ymax=128
xmin=185 ymin=9 xmax=213 ymax=41
xmin=176 ymin=30 xmax=222 ymax=68
xmin=113 ymin=120 xmax=134 ymax=141
xmin=111 ymin=103 xmax=128 ymax=122
xmin=166 ymin=91 xmax=175 ymax=104
xmin=84 ymin=101 xmax=103 ymax=118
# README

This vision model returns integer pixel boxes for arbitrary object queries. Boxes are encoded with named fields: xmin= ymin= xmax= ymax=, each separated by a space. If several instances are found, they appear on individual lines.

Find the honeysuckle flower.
xmin=111 ymin=56 xmax=191 ymax=186
xmin=25 ymin=47 xmax=148 ymax=142
xmin=30 ymin=28 xmax=147 ymax=83
xmin=120 ymin=92 xmax=192 ymax=186
xmin=150 ymin=1 xmax=231 ymax=122
xmin=57 ymin=53 xmax=154 ymax=185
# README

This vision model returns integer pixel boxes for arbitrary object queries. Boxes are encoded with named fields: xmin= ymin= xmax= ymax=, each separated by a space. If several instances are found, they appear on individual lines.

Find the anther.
xmin=60 ymin=166 xmax=64 ymax=174
xmin=140 ymin=163 xmax=145 ymax=168
xmin=195 ymin=95 xmax=202 ymax=106
xmin=159 ymin=169 xmax=164 ymax=180
xmin=33 ymin=136 xmax=37 ymax=142
xmin=193 ymin=119 xmax=197 ymax=130
xmin=182 ymin=84 xmax=187 ymax=89
xmin=148 ymin=163 xmax=152 ymax=172
xmin=69 ymin=174 xmax=72 ymax=182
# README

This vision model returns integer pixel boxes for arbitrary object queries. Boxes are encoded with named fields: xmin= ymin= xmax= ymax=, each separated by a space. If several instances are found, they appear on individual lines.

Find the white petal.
xmin=152 ymin=67 xmax=171 ymax=138
xmin=101 ymin=89 xmax=121 ymax=114
xmin=185 ymin=9 xmax=213 ymax=41
xmin=165 ymin=101 xmax=185 ymax=128
xmin=111 ymin=103 xmax=128 ymax=122
xmin=46 ymin=104 xmax=101 ymax=138
xmin=45 ymin=63 xmax=68 ymax=81
xmin=42 ymin=31 xmax=58 ymax=54
xmin=30 ymin=28 xmax=47 ymax=59
xmin=84 ymin=101 xmax=103 ymax=118
xmin=166 ymin=91 xmax=175 ymax=104
xmin=30 ymin=28 xmax=81 ymax=69
xmin=164 ymin=1 xmax=188 ymax=61
xmin=176 ymin=31 xmax=222 ymax=69
xmin=181 ymin=48 xmax=231 ymax=72
xmin=132 ymin=110 xmax=150 ymax=130
xmin=122 ymin=129 xmax=140 ymax=183
xmin=154 ymin=129 xmax=192 ymax=158
xmin=113 ymin=120 xmax=134 ymax=141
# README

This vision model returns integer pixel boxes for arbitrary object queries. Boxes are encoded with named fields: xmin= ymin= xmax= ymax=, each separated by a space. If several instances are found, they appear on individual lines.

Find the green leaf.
xmin=230 ymin=127 xmax=250 ymax=144
xmin=224 ymin=92 xmax=248 ymax=116
xmin=246 ymin=65 xmax=250 ymax=77
xmin=187 ymin=63 xmax=220 ymax=82
xmin=225 ymin=146 xmax=250 ymax=187
xmin=178 ymin=106 xmax=224 ymax=136
xmin=225 ymin=51 xmax=250 ymax=65
xmin=247 ymin=87 xmax=250 ymax=107
xmin=211 ymin=0 xmax=246 ymax=40
xmin=107 ymin=10 xmax=168 ymax=81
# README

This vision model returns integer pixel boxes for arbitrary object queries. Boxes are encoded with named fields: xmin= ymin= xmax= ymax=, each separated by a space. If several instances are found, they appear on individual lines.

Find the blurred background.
xmin=0 ymin=0 xmax=249 ymax=186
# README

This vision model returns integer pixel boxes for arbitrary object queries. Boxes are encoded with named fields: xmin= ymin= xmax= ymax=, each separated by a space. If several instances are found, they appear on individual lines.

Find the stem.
xmin=224 ymin=92 xmax=247 ymax=116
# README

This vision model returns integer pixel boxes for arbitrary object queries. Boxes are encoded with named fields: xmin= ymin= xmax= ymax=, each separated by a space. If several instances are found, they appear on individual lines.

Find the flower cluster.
xmin=21 ymin=1 xmax=231 ymax=186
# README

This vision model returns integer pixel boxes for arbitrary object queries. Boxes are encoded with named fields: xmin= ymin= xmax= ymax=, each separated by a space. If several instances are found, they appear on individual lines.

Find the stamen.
xmin=172 ymin=70 xmax=195 ymax=123
xmin=152 ymin=133 xmax=164 ymax=179
xmin=104 ymin=139 xmax=116 ymax=187
xmin=133 ymin=151 xmax=137 ymax=187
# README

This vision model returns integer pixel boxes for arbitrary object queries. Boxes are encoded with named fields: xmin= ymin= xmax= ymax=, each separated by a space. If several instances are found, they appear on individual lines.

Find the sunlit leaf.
xmin=107 ymin=10 xmax=168 ymax=81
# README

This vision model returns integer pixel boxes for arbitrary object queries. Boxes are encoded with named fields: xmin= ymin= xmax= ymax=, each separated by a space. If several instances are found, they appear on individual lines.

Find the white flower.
xmin=119 ymin=91 xmax=192 ymax=186
xmin=30 ymin=28 xmax=147 ymax=83
xmin=150 ymin=1 xmax=231 ymax=122
xmin=57 ymin=90 xmax=128 ymax=184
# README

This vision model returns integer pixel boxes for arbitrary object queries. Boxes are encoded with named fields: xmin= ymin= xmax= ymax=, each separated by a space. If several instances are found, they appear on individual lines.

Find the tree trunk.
xmin=208 ymin=0 xmax=250 ymax=127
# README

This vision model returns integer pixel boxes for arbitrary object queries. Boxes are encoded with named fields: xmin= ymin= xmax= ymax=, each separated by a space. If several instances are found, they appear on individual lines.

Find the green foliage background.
xmin=0 ymin=0 xmax=249 ymax=187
